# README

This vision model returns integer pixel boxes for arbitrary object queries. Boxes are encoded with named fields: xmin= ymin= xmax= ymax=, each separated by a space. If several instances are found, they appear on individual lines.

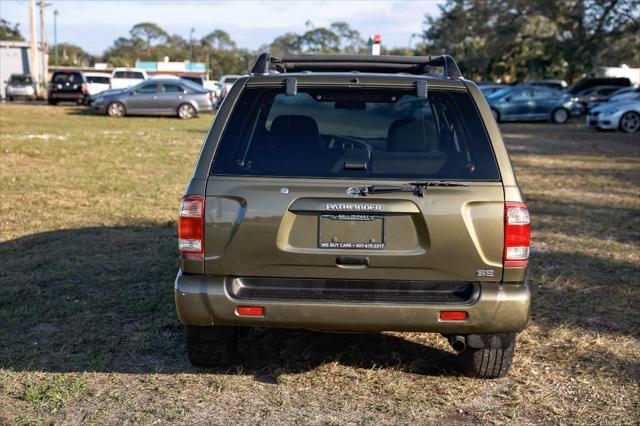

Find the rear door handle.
xmin=336 ymin=256 xmax=369 ymax=269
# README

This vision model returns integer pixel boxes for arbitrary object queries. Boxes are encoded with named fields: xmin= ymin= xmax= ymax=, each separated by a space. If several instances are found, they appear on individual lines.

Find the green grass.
xmin=0 ymin=104 xmax=639 ymax=424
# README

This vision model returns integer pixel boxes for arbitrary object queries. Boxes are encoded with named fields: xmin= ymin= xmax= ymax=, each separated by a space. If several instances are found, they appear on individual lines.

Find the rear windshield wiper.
xmin=358 ymin=181 xmax=468 ymax=197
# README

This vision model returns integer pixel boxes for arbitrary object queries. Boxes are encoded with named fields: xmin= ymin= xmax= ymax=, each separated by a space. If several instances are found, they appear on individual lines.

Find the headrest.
xmin=270 ymin=115 xmax=320 ymax=148
xmin=387 ymin=118 xmax=438 ymax=152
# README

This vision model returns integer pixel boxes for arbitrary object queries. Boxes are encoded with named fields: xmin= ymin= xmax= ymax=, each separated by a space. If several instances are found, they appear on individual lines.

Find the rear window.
xmin=87 ymin=76 xmax=110 ymax=84
xmin=212 ymin=87 xmax=500 ymax=181
xmin=113 ymin=71 xmax=144 ymax=79
xmin=52 ymin=72 xmax=83 ymax=83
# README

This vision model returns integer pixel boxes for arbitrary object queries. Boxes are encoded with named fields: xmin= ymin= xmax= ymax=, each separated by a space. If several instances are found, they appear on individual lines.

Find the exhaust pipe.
xmin=448 ymin=335 xmax=466 ymax=352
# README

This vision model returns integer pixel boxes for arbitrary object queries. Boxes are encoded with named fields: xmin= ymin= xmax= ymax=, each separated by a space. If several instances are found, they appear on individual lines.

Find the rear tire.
xmin=178 ymin=103 xmax=196 ymax=119
xmin=185 ymin=325 xmax=238 ymax=367
xmin=551 ymin=107 xmax=569 ymax=124
xmin=458 ymin=333 xmax=516 ymax=378
xmin=107 ymin=101 xmax=126 ymax=117
xmin=619 ymin=111 xmax=640 ymax=133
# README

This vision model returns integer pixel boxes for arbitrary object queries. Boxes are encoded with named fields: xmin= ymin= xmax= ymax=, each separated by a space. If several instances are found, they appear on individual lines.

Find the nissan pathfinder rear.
xmin=174 ymin=54 xmax=531 ymax=378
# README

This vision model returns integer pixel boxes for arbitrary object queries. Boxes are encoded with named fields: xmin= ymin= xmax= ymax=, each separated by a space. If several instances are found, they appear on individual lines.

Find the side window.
xmin=136 ymin=84 xmax=158 ymax=95
xmin=162 ymin=84 xmax=182 ymax=93
xmin=511 ymin=90 xmax=531 ymax=101
xmin=131 ymin=72 xmax=144 ymax=79
xmin=533 ymin=89 xmax=554 ymax=98
xmin=113 ymin=72 xmax=126 ymax=79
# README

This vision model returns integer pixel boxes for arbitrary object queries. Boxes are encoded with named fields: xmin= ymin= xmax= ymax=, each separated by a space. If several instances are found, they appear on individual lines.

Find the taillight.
xmin=179 ymin=195 xmax=205 ymax=260
xmin=81 ymin=83 xmax=87 ymax=93
xmin=504 ymin=201 xmax=530 ymax=267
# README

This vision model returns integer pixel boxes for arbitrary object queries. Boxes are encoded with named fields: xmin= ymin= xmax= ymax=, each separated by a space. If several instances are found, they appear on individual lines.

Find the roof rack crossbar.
xmin=250 ymin=53 xmax=463 ymax=79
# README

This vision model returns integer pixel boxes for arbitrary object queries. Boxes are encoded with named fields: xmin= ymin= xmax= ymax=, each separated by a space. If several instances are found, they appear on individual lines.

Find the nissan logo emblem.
xmin=346 ymin=187 xmax=360 ymax=197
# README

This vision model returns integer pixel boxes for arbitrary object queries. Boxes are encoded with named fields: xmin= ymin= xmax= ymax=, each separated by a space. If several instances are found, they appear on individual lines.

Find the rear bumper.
xmin=174 ymin=271 xmax=530 ymax=333
xmin=50 ymin=92 xmax=86 ymax=100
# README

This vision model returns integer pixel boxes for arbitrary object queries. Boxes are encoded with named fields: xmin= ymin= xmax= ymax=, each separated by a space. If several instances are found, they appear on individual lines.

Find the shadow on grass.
xmin=0 ymin=225 xmax=456 ymax=378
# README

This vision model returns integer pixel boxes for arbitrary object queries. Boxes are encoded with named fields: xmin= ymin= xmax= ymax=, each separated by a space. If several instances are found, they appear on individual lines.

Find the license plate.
xmin=318 ymin=214 xmax=385 ymax=249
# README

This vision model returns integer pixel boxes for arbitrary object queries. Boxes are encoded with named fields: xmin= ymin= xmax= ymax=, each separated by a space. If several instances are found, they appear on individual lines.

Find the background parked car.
xmin=204 ymin=79 xmax=220 ymax=96
xmin=587 ymin=96 xmax=640 ymax=133
xmin=478 ymin=83 xmax=504 ymax=97
xmin=84 ymin=72 xmax=111 ymax=98
xmin=586 ymin=86 xmax=640 ymax=110
xmin=4 ymin=74 xmax=36 ymax=101
xmin=110 ymin=68 xmax=147 ymax=89
xmin=567 ymin=77 xmax=631 ymax=95
xmin=218 ymin=75 xmax=240 ymax=100
xmin=48 ymin=70 xmax=89 ymax=105
xmin=486 ymin=85 xmax=582 ymax=123
xmin=573 ymin=85 xmax=622 ymax=109
xmin=92 ymin=78 xmax=214 ymax=119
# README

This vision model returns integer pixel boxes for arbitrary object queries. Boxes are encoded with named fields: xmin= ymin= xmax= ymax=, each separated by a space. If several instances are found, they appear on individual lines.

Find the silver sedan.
xmin=92 ymin=78 xmax=214 ymax=119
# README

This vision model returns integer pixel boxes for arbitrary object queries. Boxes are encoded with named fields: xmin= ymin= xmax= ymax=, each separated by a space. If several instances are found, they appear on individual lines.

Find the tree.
xmin=268 ymin=33 xmax=302 ymax=55
xmin=48 ymin=43 xmax=94 ymax=66
xmin=421 ymin=0 xmax=640 ymax=83
xmin=130 ymin=22 xmax=169 ymax=55
xmin=201 ymin=30 xmax=236 ymax=50
xmin=0 ymin=18 xmax=24 ymax=41
xmin=267 ymin=22 xmax=365 ymax=55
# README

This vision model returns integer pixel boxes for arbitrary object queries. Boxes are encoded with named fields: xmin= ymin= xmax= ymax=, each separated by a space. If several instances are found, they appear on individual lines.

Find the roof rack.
xmin=250 ymin=53 xmax=463 ymax=79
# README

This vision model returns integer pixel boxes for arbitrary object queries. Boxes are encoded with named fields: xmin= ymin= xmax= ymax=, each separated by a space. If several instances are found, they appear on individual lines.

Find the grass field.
xmin=1 ymin=103 xmax=638 ymax=424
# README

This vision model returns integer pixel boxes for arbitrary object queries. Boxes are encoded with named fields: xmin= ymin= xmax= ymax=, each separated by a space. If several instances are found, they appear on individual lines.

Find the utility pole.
xmin=29 ymin=0 xmax=38 ymax=95
xmin=54 ymin=10 xmax=59 ymax=69
xmin=38 ymin=0 xmax=49 ymax=98
xmin=189 ymin=28 xmax=195 ymax=65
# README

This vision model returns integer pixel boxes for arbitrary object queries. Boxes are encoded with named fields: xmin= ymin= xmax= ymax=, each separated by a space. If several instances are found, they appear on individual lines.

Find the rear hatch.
xmin=51 ymin=72 xmax=84 ymax=93
xmin=203 ymin=83 xmax=504 ymax=283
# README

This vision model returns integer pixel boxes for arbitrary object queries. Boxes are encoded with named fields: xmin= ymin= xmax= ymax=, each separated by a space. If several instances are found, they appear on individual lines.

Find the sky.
xmin=0 ymin=0 xmax=444 ymax=56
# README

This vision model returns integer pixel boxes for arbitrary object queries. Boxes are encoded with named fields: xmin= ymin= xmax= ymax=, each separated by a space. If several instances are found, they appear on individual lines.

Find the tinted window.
xmin=114 ymin=71 xmax=144 ymax=79
xmin=52 ymin=72 xmax=83 ymax=83
xmin=212 ymin=88 xmax=499 ymax=181
xmin=223 ymin=77 xmax=238 ymax=84
xmin=510 ymin=90 xmax=531 ymax=100
xmin=533 ymin=89 xmax=559 ymax=98
xmin=87 ymin=76 xmax=110 ymax=84
xmin=135 ymin=84 xmax=158 ymax=94
xmin=162 ymin=84 xmax=182 ymax=93
xmin=486 ymin=88 xmax=510 ymax=99
xmin=180 ymin=76 xmax=203 ymax=85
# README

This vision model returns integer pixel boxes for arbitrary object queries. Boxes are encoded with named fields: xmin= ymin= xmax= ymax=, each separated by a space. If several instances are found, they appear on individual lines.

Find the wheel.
xmin=185 ymin=325 xmax=238 ymax=367
xmin=458 ymin=333 xmax=516 ymax=378
xmin=619 ymin=111 xmax=640 ymax=133
xmin=107 ymin=101 xmax=126 ymax=117
xmin=551 ymin=107 xmax=569 ymax=124
xmin=178 ymin=103 xmax=196 ymax=120
xmin=490 ymin=108 xmax=500 ymax=122
xmin=8 ymin=96 xmax=13 ymax=102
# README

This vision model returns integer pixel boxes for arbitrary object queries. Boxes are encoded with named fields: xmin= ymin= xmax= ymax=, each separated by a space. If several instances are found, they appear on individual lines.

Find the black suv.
xmin=48 ymin=70 xmax=89 ymax=105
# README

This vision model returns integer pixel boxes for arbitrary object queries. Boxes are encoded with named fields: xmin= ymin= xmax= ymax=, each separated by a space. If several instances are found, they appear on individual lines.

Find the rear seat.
xmin=372 ymin=118 xmax=447 ymax=175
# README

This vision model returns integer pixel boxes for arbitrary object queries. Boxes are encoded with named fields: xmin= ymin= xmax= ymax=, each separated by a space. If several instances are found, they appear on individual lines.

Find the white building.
xmin=0 ymin=40 xmax=47 ymax=99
